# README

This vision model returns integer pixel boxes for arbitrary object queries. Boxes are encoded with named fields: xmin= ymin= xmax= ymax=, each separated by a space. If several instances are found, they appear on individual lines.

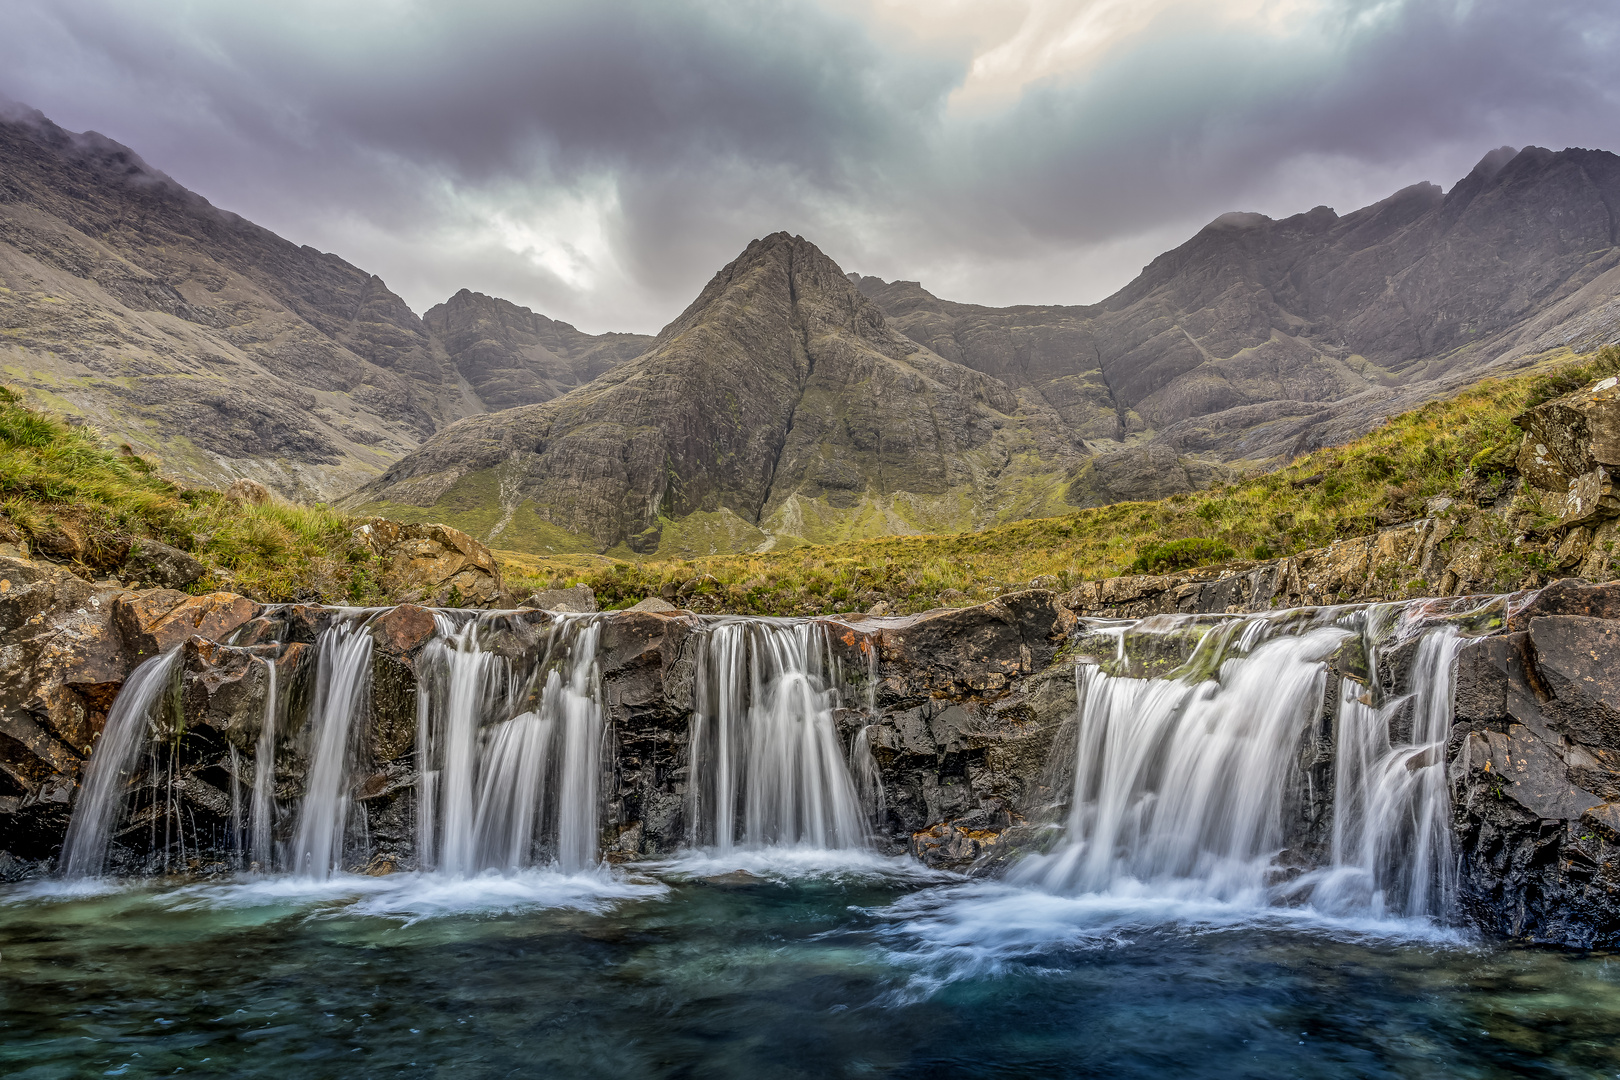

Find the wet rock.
xmin=179 ymin=637 xmax=269 ymax=748
xmin=1451 ymin=613 xmax=1620 ymax=947
xmin=121 ymin=539 xmax=206 ymax=590
xmin=1451 ymin=722 xmax=1620 ymax=947
xmin=372 ymin=604 xmax=437 ymax=657
xmin=113 ymin=589 xmax=259 ymax=661
xmin=864 ymin=590 xmax=1074 ymax=705
xmin=0 ymin=557 xmax=132 ymax=769
xmin=910 ymin=820 xmax=1008 ymax=869
xmin=1506 ymin=578 xmax=1620 ymax=630
xmin=1525 ymin=616 xmax=1620 ymax=749
xmin=354 ymin=518 xmax=503 ymax=607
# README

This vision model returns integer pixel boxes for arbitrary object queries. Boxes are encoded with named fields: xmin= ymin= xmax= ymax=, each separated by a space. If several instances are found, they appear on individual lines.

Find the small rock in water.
xmin=699 ymin=870 xmax=766 ymax=888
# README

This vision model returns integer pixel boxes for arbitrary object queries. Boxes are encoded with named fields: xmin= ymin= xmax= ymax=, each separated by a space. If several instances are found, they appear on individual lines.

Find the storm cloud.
xmin=3 ymin=0 xmax=1617 ymax=332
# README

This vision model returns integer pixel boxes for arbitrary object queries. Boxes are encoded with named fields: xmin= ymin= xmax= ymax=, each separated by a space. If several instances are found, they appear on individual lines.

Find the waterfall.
xmin=249 ymin=656 xmax=277 ymax=871
xmin=687 ymin=620 xmax=870 ymax=851
xmin=1311 ymin=627 xmax=1463 ymax=919
xmin=1022 ymin=627 xmax=1348 ymax=901
xmin=1030 ymin=605 xmax=1474 ymax=922
xmin=289 ymin=621 xmax=374 ymax=879
xmin=60 ymin=649 xmax=181 ymax=877
xmin=415 ymin=615 xmax=604 ymax=874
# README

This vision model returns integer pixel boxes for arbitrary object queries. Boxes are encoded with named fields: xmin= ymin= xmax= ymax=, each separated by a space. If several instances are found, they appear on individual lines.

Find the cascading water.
xmin=1025 ymin=602 xmax=1477 ymax=923
xmin=249 ymin=656 xmax=277 ymax=871
xmin=687 ymin=619 xmax=874 ymax=851
xmin=59 ymin=649 xmax=182 ymax=877
xmin=1021 ymin=627 xmax=1348 ymax=901
xmin=1310 ymin=627 xmax=1463 ymax=918
xmin=415 ymin=613 xmax=604 ymax=875
xmin=289 ymin=620 xmax=375 ymax=879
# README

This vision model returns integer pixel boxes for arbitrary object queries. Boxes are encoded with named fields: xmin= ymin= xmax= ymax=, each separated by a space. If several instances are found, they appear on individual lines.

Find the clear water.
xmin=4 ymin=857 xmax=1620 ymax=1079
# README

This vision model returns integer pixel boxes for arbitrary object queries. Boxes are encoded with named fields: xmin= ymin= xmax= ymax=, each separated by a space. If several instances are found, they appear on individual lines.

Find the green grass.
xmin=7 ymin=344 xmax=1615 ymax=614
xmin=0 ymin=385 xmax=386 ymax=603
xmin=502 ymin=349 xmax=1610 ymax=615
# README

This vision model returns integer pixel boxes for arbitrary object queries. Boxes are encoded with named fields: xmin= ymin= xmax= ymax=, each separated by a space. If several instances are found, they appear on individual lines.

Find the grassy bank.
xmin=6 ymin=346 xmax=1615 ymax=614
xmin=505 ymin=348 xmax=1620 ymax=615
xmin=0 ymin=386 xmax=386 ymax=602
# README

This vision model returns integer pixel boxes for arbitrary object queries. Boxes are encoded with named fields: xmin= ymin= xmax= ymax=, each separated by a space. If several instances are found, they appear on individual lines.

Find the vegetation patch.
xmin=0 ymin=385 xmax=386 ymax=603
xmin=1128 ymin=538 xmax=1236 ymax=575
xmin=501 ymin=349 xmax=1596 ymax=615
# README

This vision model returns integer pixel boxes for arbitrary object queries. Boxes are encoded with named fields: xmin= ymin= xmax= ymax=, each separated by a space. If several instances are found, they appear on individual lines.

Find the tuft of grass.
xmin=0 ymin=387 xmax=386 ymax=603
xmin=1129 ymin=537 xmax=1235 ymax=575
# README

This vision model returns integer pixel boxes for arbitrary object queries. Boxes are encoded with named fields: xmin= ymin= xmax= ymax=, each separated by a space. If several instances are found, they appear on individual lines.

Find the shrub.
xmin=1128 ymin=537 xmax=1236 ymax=574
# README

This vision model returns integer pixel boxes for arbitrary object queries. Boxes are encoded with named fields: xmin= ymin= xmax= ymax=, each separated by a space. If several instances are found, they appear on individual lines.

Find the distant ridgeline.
xmin=8 ymin=101 xmax=1620 ymax=554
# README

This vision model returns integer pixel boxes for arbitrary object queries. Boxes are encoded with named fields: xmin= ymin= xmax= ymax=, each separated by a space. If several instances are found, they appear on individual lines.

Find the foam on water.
xmin=869 ymin=879 xmax=1471 ymax=1002
xmin=9 ymin=866 xmax=669 ymax=925
xmin=649 ymin=845 xmax=951 ymax=885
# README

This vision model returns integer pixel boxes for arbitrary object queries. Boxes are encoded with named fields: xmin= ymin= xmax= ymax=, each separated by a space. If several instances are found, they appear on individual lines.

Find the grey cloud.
xmin=2 ymin=0 xmax=1618 ymax=331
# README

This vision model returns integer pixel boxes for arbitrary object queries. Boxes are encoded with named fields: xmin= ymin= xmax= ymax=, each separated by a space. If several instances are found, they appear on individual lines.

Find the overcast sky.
xmin=3 ymin=0 xmax=1618 ymax=334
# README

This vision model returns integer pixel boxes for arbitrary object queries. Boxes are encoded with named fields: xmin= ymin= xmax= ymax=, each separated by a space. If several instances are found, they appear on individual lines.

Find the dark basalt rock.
xmin=1450 ymin=588 xmax=1620 ymax=947
xmin=121 ymin=539 xmax=206 ymax=591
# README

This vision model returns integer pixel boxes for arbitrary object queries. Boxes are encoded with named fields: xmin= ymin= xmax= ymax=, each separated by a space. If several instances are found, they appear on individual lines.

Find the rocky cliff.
xmin=423 ymin=290 xmax=650 ymax=411
xmin=0 ymin=104 xmax=477 ymax=499
xmin=856 ymin=145 xmax=1620 ymax=502
xmin=353 ymin=234 xmax=1084 ymax=556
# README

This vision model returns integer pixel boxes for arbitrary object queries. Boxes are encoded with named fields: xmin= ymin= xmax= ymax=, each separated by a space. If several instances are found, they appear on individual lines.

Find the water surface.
xmin=4 ymin=854 xmax=1618 ymax=1079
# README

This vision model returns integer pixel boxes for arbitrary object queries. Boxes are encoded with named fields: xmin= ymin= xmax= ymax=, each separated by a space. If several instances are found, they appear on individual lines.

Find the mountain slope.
xmin=424 ymin=289 xmax=651 ymax=410
xmin=857 ymin=145 xmax=1620 ymax=493
xmin=352 ymin=234 xmax=1083 ymax=555
xmin=0 ymin=102 xmax=480 ymax=499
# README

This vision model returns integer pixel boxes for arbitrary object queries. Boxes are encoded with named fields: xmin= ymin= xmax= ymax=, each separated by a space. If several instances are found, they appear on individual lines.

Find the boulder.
xmin=354 ymin=518 xmax=502 ymax=607
xmin=180 ymin=637 xmax=271 ymax=748
xmin=1505 ymin=579 xmax=1620 ymax=631
xmin=1526 ymin=615 xmax=1620 ymax=749
xmin=862 ymin=590 xmax=1075 ymax=702
xmin=372 ymin=604 xmax=438 ymax=657
xmin=627 ymin=596 xmax=676 ymax=613
xmin=121 ymin=539 xmax=207 ymax=590
xmin=520 ymin=584 xmax=598 ymax=613
xmin=1514 ymin=375 xmax=1620 ymax=491
xmin=1514 ymin=377 xmax=1620 ymax=528
xmin=113 ymin=590 xmax=259 ymax=661
xmin=0 ymin=557 xmax=134 ymax=851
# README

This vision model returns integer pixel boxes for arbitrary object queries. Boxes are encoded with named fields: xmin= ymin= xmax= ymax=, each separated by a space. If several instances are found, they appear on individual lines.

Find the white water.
xmin=1019 ymin=627 xmax=1348 ymax=901
xmin=415 ymin=615 xmax=604 ymax=875
xmin=289 ymin=622 xmax=374 ymax=879
xmin=58 ymin=597 xmax=1474 ymax=929
xmin=249 ymin=657 xmax=277 ymax=871
xmin=687 ymin=620 xmax=872 ymax=852
xmin=1019 ymin=607 xmax=1472 ymax=927
xmin=1308 ymin=627 xmax=1463 ymax=918
xmin=60 ymin=649 xmax=181 ymax=877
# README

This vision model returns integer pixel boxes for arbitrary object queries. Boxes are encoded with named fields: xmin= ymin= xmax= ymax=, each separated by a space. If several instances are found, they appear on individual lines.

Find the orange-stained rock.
xmin=373 ymin=603 xmax=438 ymax=656
xmin=113 ymin=589 xmax=259 ymax=660
xmin=0 ymin=556 xmax=134 ymax=799
xmin=354 ymin=518 xmax=502 ymax=607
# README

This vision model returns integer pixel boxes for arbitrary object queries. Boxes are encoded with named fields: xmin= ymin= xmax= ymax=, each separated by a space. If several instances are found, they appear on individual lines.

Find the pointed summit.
xmin=354 ymin=235 xmax=1080 ymax=555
